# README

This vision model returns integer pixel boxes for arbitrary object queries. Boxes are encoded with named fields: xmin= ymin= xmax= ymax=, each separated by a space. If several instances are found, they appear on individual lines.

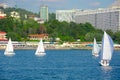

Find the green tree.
xmin=106 ymin=30 xmax=114 ymax=39
xmin=7 ymin=32 xmax=21 ymax=41
xmin=84 ymin=32 xmax=95 ymax=41
xmin=114 ymin=31 xmax=120 ymax=43
xmin=49 ymin=13 xmax=56 ymax=21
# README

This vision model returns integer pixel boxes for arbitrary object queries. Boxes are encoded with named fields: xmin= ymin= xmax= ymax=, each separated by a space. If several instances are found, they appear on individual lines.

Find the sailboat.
xmin=99 ymin=31 xmax=114 ymax=66
xmin=35 ymin=38 xmax=46 ymax=56
xmin=4 ymin=38 xmax=15 ymax=56
xmin=92 ymin=38 xmax=100 ymax=57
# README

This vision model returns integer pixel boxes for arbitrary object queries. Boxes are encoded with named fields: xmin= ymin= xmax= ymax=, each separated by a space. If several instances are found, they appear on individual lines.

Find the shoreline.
xmin=0 ymin=41 xmax=120 ymax=50
xmin=0 ymin=45 xmax=120 ymax=50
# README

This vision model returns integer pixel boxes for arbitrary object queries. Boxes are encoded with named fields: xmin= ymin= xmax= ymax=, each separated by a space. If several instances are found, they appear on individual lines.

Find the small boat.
xmin=4 ymin=38 xmax=15 ymax=56
xmin=92 ymin=38 xmax=100 ymax=57
xmin=99 ymin=31 xmax=114 ymax=66
xmin=35 ymin=38 xmax=46 ymax=56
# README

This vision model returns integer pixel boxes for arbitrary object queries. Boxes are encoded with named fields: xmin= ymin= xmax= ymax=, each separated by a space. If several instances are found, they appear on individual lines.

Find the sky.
xmin=0 ymin=0 xmax=115 ymax=13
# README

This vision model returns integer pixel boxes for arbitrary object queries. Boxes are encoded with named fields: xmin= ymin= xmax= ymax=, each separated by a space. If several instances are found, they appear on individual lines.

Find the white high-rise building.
xmin=56 ymin=10 xmax=76 ymax=22
xmin=40 ymin=5 xmax=49 ymax=22
xmin=74 ymin=8 xmax=120 ymax=32
xmin=56 ymin=0 xmax=120 ymax=32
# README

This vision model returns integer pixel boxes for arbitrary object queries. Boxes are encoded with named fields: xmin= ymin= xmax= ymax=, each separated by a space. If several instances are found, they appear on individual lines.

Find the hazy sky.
xmin=1 ymin=0 xmax=115 ymax=13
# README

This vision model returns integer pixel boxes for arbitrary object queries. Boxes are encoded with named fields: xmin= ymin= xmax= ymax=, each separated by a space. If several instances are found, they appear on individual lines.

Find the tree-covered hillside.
xmin=3 ymin=7 xmax=38 ymax=20
xmin=0 ymin=7 xmax=120 ymax=43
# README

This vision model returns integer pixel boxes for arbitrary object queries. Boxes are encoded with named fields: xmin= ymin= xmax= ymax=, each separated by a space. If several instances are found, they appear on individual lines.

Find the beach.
xmin=0 ymin=41 xmax=120 ymax=50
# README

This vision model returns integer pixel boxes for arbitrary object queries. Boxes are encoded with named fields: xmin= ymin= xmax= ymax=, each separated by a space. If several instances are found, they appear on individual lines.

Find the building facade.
xmin=28 ymin=34 xmax=49 ymax=40
xmin=0 ymin=31 xmax=7 ymax=41
xmin=0 ymin=9 xmax=6 ymax=19
xmin=11 ymin=11 xmax=20 ymax=18
xmin=56 ymin=0 xmax=120 ymax=32
xmin=40 ymin=5 xmax=49 ymax=22
xmin=74 ymin=8 xmax=120 ymax=32
xmin=56 ymin=10 xmax=76 ymax=22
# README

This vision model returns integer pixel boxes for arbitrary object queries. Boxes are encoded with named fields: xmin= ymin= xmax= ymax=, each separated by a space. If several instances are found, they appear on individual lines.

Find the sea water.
xmin=0 ymin=49 xmax=120 ymax=80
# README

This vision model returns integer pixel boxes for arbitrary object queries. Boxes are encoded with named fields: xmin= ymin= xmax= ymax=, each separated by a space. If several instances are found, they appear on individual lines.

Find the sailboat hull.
xmin=100 ymin=60 xmax=109 ymax=66
xmin=4 ymin=52 xmax=15 ymax=56
xmin=92 ymin=53 xmax=99 ymax=57
xmin=35 ymin=52 xmax=46 ymax=56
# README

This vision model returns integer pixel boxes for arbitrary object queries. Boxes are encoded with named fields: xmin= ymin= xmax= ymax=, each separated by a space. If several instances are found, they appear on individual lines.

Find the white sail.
xmin=92 ymin=38 xmax=100 ymax=57
xmin=100 ymin=31 xmax=114 ymax=66
xmin=35 ymin=38 xmax=46 ymax=56
xmin=4 ymin=38 xmax=15 ymax=56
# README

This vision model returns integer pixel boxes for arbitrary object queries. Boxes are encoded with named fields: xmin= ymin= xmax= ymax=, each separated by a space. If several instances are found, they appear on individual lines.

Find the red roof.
xmin=0 ymin=16 xmax=5 ymax=19
xmin=0 ymin=31 xmax=6 ymax=34
xmin=0 ymin=39 xmax=8 ymax=41
xmin=28 ymin=34 xmax=48 ymax=37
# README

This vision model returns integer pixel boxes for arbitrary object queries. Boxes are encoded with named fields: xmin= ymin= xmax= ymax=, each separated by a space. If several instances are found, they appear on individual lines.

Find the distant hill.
xmin=3 ymin=7 xmax=39 ymax=20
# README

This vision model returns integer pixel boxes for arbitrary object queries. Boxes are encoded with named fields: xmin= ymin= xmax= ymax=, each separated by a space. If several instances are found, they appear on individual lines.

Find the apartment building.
xmin=40 ymin=5 xmax=49 ymax=22
xmin=56 ymin=0 xmax=120 ymax=32
xmin=56 ymin=10 xmax=76 ymax=22
xmin=74 ymin=8 xmax=120 ymax=32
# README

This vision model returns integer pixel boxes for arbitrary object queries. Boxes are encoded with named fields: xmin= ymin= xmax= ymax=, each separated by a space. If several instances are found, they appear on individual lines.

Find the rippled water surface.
xmin=0 ymin=49 xmax=120 ymax=80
